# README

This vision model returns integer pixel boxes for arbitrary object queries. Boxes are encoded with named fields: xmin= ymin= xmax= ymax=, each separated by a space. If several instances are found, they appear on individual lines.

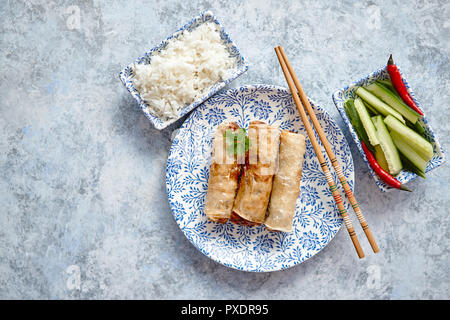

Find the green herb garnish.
xmin=224 ymin=128 xmax=250 ymax=156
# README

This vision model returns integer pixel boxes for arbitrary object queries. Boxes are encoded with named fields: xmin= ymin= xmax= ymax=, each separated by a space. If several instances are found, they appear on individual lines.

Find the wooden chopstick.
xmin=276 ymin=46 xmax=379 ymax=254
xmin=275 ymin=46 xmax=365 ymax=259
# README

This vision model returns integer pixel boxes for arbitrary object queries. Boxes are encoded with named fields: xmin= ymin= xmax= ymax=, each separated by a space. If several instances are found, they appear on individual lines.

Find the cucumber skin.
xmin=355 ymin=87 xmax=405 ymax=124
xmin=391 ymin=131 xmax=428 ymax=173
xmin=366 ymin=82 xmax=420 ymax=124
xmin=384 ymin=115 xmax=434 ymax=161
xmin=405 ymin=118 xmax=427 ymax=139
xmin=354 ymin=97 xmax=379 ymax=147
xmin=372 ymin=115 xmax=403 ymax=175
xmin=399 ymin=153 xmax=426 ymax=179
xmin=414 ymin=121 xmax=425 ymax=135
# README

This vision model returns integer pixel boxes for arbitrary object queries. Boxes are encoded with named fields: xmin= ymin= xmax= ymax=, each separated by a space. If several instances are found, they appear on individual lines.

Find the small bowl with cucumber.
xmin=332 ymin=57 xmax=445 ymax=192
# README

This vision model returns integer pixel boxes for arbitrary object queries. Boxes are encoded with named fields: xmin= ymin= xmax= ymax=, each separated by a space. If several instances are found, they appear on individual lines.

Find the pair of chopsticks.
xmin=275 ymin=45 xmax=379 ymax=258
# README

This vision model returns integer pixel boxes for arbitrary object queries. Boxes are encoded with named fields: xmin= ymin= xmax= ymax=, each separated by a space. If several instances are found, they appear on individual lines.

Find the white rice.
xmin=132 ymin=22 xmax=237 ymax=120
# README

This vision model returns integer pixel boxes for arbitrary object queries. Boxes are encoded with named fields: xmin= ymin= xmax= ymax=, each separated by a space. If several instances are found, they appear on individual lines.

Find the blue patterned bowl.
xmin=119 ymin=11 xmax=248 ymax=130
xmin=166 ymin=84 xmax=354 ymax=272
xmin=332 ymin=66 xmax=445 ymax=192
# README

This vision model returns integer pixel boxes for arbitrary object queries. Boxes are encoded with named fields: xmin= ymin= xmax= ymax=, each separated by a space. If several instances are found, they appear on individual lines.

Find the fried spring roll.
xmin=265 ymin=130 xmax=306 ymax=232
xmin=204 ymin=122 xmax=242 ymax=223
xmin=230 ymin=121 xmax=280 ymax=226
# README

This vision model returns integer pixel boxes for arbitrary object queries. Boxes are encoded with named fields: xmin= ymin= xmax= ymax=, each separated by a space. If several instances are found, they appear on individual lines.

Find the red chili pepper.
xmin=361 ymin=141 xmax=411 ymax=192
xmin=387 ymin=54 xmax=424 ymax=116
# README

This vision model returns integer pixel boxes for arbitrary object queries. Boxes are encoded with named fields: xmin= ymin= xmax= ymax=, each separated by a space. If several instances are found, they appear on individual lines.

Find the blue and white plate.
xmin=166 ymin=85 xmax=355 ymax=272
xmin=119 ymin=11 xmax=248 ymax=130
xmin=332 ymin=66 xmax=445 ymax=192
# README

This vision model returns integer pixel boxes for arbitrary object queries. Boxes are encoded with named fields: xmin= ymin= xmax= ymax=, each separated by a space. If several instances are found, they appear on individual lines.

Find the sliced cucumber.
xmin=413 ymin=120 xmax=426 ymax=136
xmin=354 ymin=97 xmax=379 ymax=146
xmin=372 ymin=115 xmax=402 ymax=175
xmin=362 ymin=100 xmax=379 ymax=116
xmin=376 ymin=79 xmax=394 ymax=88
xmin=344 ymin=99 xmax=373 ymax=152
xmin=384 ymin=115 xmax=434 ymax=161
xmin=365 ymin=82 xmax=420 ymax=124
xmin=355 ymin=87 xmax=405 ymax=124
xmin=405 ymin=119 xmax=427 ymax=139
xmin=391 ymin=131 xmax=428 ymax=173
xmin=376 ymin=80 xmax=403 ymax=100
xmin=399 ymin=153 xmax=426 ymax=179
xmin=374 ymin=144 xmax=389 ymax=172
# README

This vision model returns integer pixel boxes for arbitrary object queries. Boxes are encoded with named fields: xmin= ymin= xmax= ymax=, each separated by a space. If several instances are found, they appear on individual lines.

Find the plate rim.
xmin=166 ymin=83 xmax=354 ymax=272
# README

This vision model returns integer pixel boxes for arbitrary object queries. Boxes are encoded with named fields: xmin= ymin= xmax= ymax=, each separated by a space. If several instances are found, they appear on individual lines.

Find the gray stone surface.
xmin=1 ymin=0 xmax=449 ymax=299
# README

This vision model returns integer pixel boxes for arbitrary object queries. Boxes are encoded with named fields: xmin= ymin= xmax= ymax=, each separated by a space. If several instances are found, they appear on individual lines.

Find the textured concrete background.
xmin=1 ymin=0 xmax=449 ymax=299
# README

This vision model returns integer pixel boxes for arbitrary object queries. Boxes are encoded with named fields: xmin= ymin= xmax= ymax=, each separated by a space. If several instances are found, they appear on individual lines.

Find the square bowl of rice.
xmin=119 ymin=11 xmax=249 ymax=130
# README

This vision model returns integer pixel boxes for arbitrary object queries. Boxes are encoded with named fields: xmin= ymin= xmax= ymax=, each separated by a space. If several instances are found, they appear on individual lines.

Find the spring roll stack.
xmin=204 ymin=121 xmax=307 ymax=232
xmin=265 ymin=130 xmax=306 ymax=232
xmin=230 ymin=121 xmax=280 ymax=226
xmin=204 ymin=122 xmax=242 ymax=223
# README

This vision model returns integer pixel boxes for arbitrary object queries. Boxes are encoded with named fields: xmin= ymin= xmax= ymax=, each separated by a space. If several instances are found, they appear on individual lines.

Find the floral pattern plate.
xmin=332 ymin=66 xmax=445 ymax=192
xmin=166 ymin=84 xmax=354 ymax=272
